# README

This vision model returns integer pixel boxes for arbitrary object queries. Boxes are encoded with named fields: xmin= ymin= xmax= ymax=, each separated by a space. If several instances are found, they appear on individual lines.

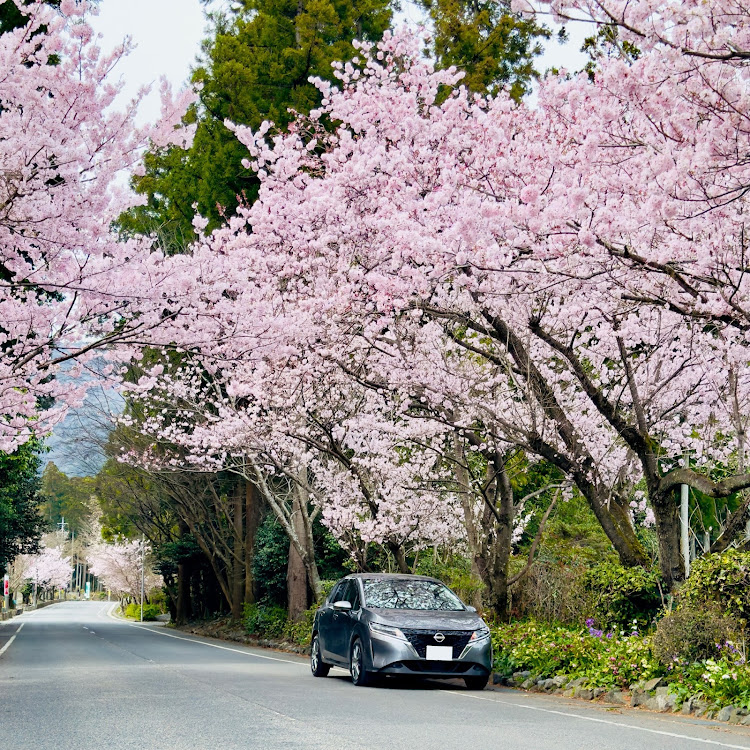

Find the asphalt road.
xmin=3 ymin=602 xmax=750 ymax=750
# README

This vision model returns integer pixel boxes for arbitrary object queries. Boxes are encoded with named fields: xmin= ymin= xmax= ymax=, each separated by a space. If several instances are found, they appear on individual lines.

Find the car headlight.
xmin=369 ymin=622 xmax=407 ymax=640
xmin=469 ymin=624 xmax=491 ymax=642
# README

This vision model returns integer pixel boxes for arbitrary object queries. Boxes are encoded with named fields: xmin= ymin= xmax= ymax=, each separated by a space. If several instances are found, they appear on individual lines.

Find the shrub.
xmin=491 ymin=620 xmax=664 ymax=689
xmin=243 ymin=602 xmax=287 ymax=638
xmin=678 ymin=550 xmax=750 ymax=627
xmin=581 ymin=563 xmax=662 ymax=630
xmin=124 ymin=602 xmax=160 ymax=621
xmin=652 ymin=608 xmax=740 ymax=666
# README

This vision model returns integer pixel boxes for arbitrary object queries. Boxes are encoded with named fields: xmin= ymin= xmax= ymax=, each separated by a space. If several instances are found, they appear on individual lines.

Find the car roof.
xmin=342 ymin=573 xmax=441 ymax=583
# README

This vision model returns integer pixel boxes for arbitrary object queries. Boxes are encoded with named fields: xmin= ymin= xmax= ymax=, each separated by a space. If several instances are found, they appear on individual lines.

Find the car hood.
xmin=367 ymin=609 xmax=483 ymax=631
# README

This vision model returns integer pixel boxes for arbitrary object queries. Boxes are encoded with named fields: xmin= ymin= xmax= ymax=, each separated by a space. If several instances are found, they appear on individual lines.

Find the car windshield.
xmin=363 ymin=579 xmax=465 ymax=611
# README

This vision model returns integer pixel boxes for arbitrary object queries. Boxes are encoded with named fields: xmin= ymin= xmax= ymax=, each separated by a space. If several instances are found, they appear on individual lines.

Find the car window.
xmin=344 ymin=580 xmax=360 ymax=609
xmin=363 ymin=579 xmax=464 ymax=611
xmin=329 ymin=581 xmax=346 ymax=604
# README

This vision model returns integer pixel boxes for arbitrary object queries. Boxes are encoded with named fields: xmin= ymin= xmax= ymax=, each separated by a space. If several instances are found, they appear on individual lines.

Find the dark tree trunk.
xmin=231 ymin=481 xmax=245 ymax=620
xmin=651 ymin=488 xmax=684 ymax=589
xmin=287 ymin=490 xmax=309 ymax=621
xmin=244 ymin=480 xmax=261 ymax=605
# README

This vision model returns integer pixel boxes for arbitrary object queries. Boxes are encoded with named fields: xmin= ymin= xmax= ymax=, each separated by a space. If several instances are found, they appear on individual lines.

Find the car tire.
xmin=350 ymin=638 xmax=373 ymax=687
xmin=464 ymin=674 xmax=489 ymax=690
xmin=310 ymin=634 xmax=330 ymax=677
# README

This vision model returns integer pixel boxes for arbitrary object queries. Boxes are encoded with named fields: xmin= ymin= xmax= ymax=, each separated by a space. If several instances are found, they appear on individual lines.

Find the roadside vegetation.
xmin=1 ymin=0 xmax=750 ymax=722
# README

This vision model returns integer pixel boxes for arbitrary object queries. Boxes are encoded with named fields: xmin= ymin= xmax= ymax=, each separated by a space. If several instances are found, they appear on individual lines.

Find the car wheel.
xmin=310 ymin=634 xmax=330 ymax=677
xmin=350 ymin=638 xmax=373 ymax=687
xmin=464 ymin=674 xmax=489 ymax=690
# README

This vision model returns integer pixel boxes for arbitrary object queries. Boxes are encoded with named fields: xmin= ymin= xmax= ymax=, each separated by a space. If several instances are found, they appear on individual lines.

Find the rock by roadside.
xmin=495 ymin=671 xmax=750 ymax=725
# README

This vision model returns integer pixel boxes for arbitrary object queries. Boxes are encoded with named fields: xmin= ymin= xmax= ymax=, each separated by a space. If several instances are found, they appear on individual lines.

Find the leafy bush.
xmin=124 ymin=603 xmax=160 ymax=621
xmin=243 ymin=602 xmax=287 ymax=638
xmin=491 ymin=620 xmax=664 ymax=689
xmin=652 ymin=608 xmax=740 ymax=665
xmin=678 ymin=550 xmax=750 ymax=627
xmin=581 ymin=563 xmax=662 ymax=630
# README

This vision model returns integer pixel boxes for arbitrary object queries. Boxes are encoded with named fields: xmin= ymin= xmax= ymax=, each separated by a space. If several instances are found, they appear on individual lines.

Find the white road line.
xmin=0 ymin=622 xmax=24 ymax=657
xmin=446 ymin=690 xmax=750 ymax=750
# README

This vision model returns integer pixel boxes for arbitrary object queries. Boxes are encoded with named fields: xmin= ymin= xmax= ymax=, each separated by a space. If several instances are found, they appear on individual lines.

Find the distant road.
xmin=2 ymin=602 xmax=750 ymax=750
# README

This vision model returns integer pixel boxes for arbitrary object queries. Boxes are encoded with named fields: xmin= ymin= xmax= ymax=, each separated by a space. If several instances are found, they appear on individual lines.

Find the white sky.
xmin=90 ymin=0 xmax=209 ymax=124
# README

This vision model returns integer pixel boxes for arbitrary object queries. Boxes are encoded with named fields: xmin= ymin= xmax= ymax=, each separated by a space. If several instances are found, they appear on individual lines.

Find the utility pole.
xmin=140 ymin=534 xmax=145 ymax=623
xmin=680 ymin=484 xmax=690 ymax=578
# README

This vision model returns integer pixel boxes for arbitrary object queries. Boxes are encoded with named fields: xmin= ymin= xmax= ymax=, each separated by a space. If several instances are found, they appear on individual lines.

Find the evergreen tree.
xmin=0 ymin=441 xmax=46 ymax=575
xmin=121 ymin=0 xmax=393 ymax=244
xmin=419 ymin=0 xmax=551 ymax=100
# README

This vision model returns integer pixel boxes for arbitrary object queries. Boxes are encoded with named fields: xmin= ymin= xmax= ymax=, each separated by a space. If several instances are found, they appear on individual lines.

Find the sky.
xmin=89 ymin=0 xmax=209 ymax=124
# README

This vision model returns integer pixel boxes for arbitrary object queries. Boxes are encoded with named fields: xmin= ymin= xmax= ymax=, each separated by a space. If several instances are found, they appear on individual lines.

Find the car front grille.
xmin=400 ymin=629 xmax=473 ymax=659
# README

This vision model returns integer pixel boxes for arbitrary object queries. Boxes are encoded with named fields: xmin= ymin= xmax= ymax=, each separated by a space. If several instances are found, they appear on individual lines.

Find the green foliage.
xmin=40 ymin=462 xmax=94 ymax=536
xmin=652 ymin=608 xmax=739 ymax=666
xmin=243 ymin=602 xmax=288 ymax=638
xmin=677 ymin=550 xmax=750 ymax=626
xmin=253 ymin=512 xmax=349 ymax=606
xmin=0 ymin=441 xmax=46 ymax=575
xmin=124 ymin=603 xmax=160 ymax=621
xmin=581 ymin=563 xmax=662 ymax=630
xmin=122 ymin=0 xmax=392 ymax=245
xmin=491 ymin=621 xmax=663 ymax=689
xmin=418 ymin=0 xmax=549 ymax=100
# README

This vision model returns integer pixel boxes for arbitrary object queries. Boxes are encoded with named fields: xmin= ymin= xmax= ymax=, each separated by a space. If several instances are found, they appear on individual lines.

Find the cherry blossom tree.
xmin=134 ymin=23 xmax=750 ymax=593
xmin=25 ymin=543 xmax=72 ymax=592
xmin=88 ymin=536 xmax=161 ymax=605
xmin=0 ymin=0 xmax=194 ymax=450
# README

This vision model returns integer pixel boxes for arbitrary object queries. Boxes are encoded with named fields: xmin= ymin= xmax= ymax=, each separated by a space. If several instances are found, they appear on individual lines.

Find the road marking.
xmin=446 ymin=690 xmax=750 ymax=750
xmin=0 ymin=623 xmax=24 ymax=657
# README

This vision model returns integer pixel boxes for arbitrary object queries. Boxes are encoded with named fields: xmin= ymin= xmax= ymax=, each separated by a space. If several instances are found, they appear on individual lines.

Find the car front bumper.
xmin=368 ymin=632 xmax=492 ymax=677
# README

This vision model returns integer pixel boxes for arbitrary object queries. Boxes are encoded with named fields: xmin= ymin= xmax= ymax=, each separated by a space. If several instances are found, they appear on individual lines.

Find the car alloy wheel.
xmin=310 ymin=635 xmax=330 ymax=677
xmin=350 ymin=639 xmax=373 ymax=686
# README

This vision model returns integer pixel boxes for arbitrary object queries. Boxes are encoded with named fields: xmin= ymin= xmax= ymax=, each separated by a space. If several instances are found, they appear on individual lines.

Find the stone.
xmin=740 ymin=715 xmax=750 ymax=726
xmin=521 ymin=678 xmax=536 ymax=690
xmin=605 ymin=690 xmax=627 ymax=705
xmin=513 ymin=671 xmax=531 ymax=681
xmin=491 ymin=674 xmax=505 ymax=685
xmin=563 ymin=688 xmax=575 ymax=698
xmin=717 ymin=707 xmax=734 ymax=723
xmin=655 ymin=686 xmax=669 ymax=697
xmin=593 ymin=687 xmax=606 ymax=699
xmin=542 ymin=679 xmax=557 ymax=691
xmin=644 ymin=697 xmax=660 ymax=711
xmin=578 ymin=689 xmax=594 ymax=701
xmin=552 ymin=675 xmax=569 ymax=688
xmin=631 ymin=689 xmax=648 ymax=707
xmin=568 ymin=677 xmax=587 ymax=688
xmin=643 ymin=677 xmax=663 ymax=692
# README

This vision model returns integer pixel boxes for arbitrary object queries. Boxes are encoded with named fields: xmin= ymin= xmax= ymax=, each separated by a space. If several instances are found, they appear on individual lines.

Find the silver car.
xmin=310 ymin=573 xmax=493 ymax=688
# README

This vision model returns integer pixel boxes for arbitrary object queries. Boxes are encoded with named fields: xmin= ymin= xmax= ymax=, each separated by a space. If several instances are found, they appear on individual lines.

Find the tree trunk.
xmin=245 ymin=480 xmax=261 ymax=605
xmin=651 ymin=488 xmax=685 ymax=589
xmin=287 ymin=487 xmax=309 ymax=621
xmin=231 ymin=480 xmax=245 ymax=620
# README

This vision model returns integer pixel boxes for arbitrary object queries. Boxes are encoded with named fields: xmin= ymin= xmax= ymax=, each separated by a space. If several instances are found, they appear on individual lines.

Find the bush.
xmin=491 ymin=620 xmax=664 ymax=689
xmin=581 ymin=563 xmax=662 ymax=630
xmin=511 ymin=558 xmax=593 ymax=625
xmin=124 ymin=603 xmax=160 ymax=621
xmin=243 ymin=602 xmax=287 ymax=638
xmin=678 ymin=550 xmax=750 ymax=627
xmin=652 ymin=608 xmax=740 ymax=666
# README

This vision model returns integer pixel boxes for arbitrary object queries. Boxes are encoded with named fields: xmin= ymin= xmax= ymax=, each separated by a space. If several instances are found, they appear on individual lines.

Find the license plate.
xmin=426 ymin=645 xmax=453 ymax=660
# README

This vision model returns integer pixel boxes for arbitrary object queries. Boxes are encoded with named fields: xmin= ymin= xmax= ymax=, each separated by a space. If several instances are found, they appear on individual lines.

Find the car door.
xmin=318 ymin=580 xmax=346 ymax=662
xmin=328 ymin=579 xmax=359 ymax=662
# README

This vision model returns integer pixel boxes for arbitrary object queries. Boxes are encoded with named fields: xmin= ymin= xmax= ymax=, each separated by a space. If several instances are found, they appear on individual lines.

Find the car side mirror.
xmin=465 ymin=605 xmax=477 ymax=612
xmin=332 ymin=600 xmax=352 ymax=612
